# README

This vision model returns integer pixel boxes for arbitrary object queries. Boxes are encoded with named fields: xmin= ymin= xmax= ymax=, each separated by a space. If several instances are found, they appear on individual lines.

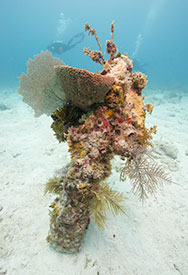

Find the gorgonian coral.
xmin=18 ymin=50 xmax=65 ymax=117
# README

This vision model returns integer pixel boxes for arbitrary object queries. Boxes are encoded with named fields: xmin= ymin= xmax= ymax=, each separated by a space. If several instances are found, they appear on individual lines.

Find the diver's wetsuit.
xmin=47 ymin=32 xmax=85 ymax=55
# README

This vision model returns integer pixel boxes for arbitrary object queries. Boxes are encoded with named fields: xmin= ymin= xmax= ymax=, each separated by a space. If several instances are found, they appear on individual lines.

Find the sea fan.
xmin=89 ymin=182 xmax=126 ymax=229
xmin=120 ymin=155 xmax=173 ymax=200
xmin=18 ymin=50 xmax=66 ymax=117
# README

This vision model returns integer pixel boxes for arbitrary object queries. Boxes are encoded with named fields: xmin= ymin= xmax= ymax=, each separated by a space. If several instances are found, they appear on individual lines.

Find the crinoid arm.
xmin=89 ymin=182 xmax=126 ymax=229
xmin=44 ymin=176 xmax=64 ymax=195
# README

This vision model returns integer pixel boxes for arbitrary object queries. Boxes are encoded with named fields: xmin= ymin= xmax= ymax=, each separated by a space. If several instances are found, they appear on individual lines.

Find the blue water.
xmin=0 ymin=0 xmax=187 ymax=90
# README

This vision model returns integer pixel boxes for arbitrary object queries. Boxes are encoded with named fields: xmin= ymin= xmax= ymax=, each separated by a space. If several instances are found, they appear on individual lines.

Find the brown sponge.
xmin=55 ymin=65 xmax=115 ymax=110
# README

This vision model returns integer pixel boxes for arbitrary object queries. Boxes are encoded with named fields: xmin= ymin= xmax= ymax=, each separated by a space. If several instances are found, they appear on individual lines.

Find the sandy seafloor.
xmin=0 ymin=87 xmax=188 ymax=275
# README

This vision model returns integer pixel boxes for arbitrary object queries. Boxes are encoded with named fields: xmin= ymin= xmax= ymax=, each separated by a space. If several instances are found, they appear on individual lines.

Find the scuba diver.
xmin=47 ymin=32 xmax=85 ymax=55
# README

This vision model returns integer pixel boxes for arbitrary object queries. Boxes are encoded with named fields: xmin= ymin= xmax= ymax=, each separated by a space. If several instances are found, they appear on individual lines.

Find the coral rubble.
xmin=18 ymin=21 xmax=172 ymax=253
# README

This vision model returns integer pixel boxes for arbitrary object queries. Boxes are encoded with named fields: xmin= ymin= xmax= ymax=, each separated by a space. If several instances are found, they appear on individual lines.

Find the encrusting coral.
xmin=18 ymin=21 xmax=173 ymax=253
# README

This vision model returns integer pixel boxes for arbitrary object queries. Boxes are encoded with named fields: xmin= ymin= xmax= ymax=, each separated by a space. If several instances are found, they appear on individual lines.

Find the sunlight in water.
xmin=56 ymin=12 xmax=71 ymax=38
xmin=144 ymin=0 xmax=168 ymax=34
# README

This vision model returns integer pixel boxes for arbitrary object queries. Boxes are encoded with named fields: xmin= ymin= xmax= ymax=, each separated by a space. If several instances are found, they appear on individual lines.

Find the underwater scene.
xmin=0 ymin=0 xmax=188 ymax=274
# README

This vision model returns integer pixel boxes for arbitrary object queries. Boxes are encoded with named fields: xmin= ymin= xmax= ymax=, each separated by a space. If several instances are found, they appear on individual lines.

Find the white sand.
xmin=0 ymin=88 xmax=188 ymax=275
